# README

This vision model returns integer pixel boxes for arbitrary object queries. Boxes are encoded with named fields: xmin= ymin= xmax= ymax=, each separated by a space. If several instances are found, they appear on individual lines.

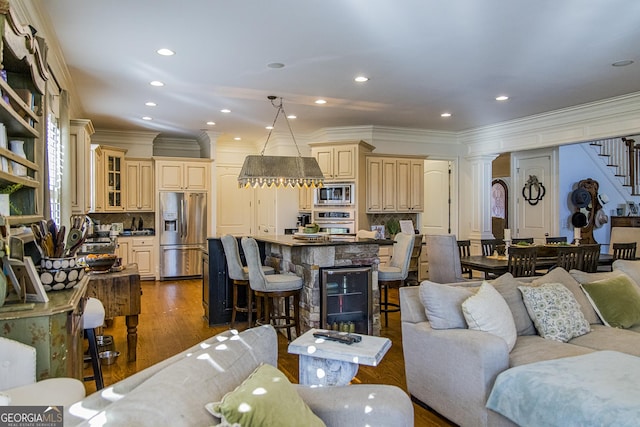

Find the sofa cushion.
xmin=611 ymin=260 xmax=640 ymax=292
xmin=207 ymin=363 xmax=325 ymax=427
xmin=419 ymin=281 xmax=477 ymax=329
xmin=568 ymin=324 xmax=640 ymax=356
xmin=510 ymin=335 xmax=594 ymax=367
xmin=518 ymin=283 xmax=591 ymax=343
xmin=492 ymin=273 xmax=536 ymax=336
xmin=462 ymin=282 xmax=517 ymax=351
xmin=581 ymin=275 xmax=640 ymax=328
xmin=533 ymin=267 xmax=601 ymax=324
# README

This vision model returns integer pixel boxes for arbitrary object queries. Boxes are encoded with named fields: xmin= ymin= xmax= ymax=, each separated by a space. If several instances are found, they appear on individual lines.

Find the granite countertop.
xmin=253 ymin=234 xmax=395 ymax=247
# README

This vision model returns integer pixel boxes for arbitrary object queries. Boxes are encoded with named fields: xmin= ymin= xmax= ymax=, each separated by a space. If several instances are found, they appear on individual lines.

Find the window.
xmin=48 ymin=112 xmax=62 ymax=224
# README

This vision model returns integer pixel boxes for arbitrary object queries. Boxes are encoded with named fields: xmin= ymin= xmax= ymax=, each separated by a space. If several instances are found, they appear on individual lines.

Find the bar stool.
xmin=221 ymin=234 xmax=274 ymax=328
xmin=241 ymin=237 xmax=302 ymax=341
xmin=378 ymin=232 xmax=415 ymax=327
xmin=83 ymin=297 xmax=105 ymax=390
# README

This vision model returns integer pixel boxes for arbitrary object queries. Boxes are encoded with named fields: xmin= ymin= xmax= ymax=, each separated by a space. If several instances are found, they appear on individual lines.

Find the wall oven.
xmin=314 ymin=210 xmax=355 ymax=234
xmin=314 ymin=183 xmax=355 ymax=206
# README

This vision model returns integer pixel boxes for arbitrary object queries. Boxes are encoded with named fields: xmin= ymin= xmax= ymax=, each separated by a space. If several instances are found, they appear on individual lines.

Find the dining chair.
xmin=0 ymin=337 xmax=86 ymax=406
xmin=221 ymin=234 xmax=275 ymax=329
xmin=555 ymin=245 xmax=583 ymax=271
xmin=511 ymin=237 xmax=534 ymax=245
xmin=426 ymin=234 xmax=468 ymax=283
xmin=580 ymin=243 xmax=601 ymax=273
xmin=612 ymin=242 xmax=637 ymax=260
xmin=379 ymin=232 xmax=415 ymax=326
xmin=480 ymin=239 xmax=501 ymax=256
xmin=456 ymin=240 xmax=473 ymax=278
xmin=241 ymin=237 xmax=302 ymax=341
xmin=507 ymin=245 xmax=538 ymax=277
xmin=546 ymin=236 xmax=568 ymax=244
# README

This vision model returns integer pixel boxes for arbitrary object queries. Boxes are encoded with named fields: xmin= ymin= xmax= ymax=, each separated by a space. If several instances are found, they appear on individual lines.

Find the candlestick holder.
xmin=504 ymin=239 xmax=512 ymax=257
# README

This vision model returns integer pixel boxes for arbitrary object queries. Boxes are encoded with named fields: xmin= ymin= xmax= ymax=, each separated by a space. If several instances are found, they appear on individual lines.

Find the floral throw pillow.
xmin=518 ymin=282 xmax=591 ymax=342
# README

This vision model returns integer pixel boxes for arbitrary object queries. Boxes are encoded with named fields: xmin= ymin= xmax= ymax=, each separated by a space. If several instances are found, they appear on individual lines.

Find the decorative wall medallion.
xmin=522 ymin=175 xmax=546 ymax=206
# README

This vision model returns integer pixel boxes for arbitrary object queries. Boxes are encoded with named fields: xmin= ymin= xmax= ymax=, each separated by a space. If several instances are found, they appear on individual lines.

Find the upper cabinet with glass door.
xmin=0 ymin=4 xmax=49 ymax=224
xmin=93 ymin=145 xmax=127 ymax=212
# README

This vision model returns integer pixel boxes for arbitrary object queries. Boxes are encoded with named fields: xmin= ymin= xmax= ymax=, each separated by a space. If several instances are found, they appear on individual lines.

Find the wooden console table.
xmin=86 ymin=264 xmax=141 ymax=362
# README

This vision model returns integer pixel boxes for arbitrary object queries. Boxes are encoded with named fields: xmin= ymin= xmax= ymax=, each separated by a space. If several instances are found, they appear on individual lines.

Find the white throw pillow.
xmin=518 ymin=282 xmax=591 ymax=343
xmin=461 ymin=281 xmax=517 ymax=351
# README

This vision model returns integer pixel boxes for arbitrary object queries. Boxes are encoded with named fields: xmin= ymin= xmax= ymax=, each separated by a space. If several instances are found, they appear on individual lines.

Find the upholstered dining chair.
xmin=580 ymin=243 xmax=601 ymax=273
xmin=426 ymin=234 xmax=468 ymax=283
xmin=378 ymin=232 xmax=415 ymax=326
xmin=612 ymin=242 xmax=637 ymax=261
xmin=456 ymin=239 xmax=473 ymax=278
xmin=507 ymin=245 xmax=538 ymax=277
xmin=0 ymin=337 xmax=85 ymax=406
xmin=221 ymin=234 xmax=275 ymax=329
xmin=241 ymin=237 xmax=302 ymax=341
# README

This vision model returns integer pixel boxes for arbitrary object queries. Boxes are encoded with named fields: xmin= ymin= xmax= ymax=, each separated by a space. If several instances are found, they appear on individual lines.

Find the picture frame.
xmin=5 ymin=256 xmax=48 ymax=303
xmin=371 ymin=225 xmax=385 ymax=240
xmin=627 ymin=201 xmax=638 ymax=216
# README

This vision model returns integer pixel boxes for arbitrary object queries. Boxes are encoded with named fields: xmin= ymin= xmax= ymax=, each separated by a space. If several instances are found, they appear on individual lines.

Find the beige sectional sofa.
xmin=400 ymin=261 xmax=640 ymax=427
xmin=64 ymin=325 xmax=413 ymax=426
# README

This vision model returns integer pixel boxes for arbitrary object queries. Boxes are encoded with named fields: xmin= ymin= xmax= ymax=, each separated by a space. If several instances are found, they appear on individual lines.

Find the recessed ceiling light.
xmin=142 ymin=116 xmax=152 ymax=121
xmin=150 ymin=80 xmax=164 ymax=87
xmin=265 ymin=125 xmax=274 ymax=130
xmin=221 ymin=109 xmax=231 ymax=113
xmin=354 ymin=76 xmax=369 ymax=82
xmin=441 ymin=113 xmax=452 ymax=118
xmin=234 ymin=137 xmax=241 ymax=141
xmin=206 ymin=121 xmax=216 ymax=126
xmin=315 ymin=99 xmax=327 ymax=104
xmin=612 ymin=60 xmax=634 ymax=67
xmin=267 ymin=62 xmax=285 ymax=69
xmin=156 ymin=48 xmax=175 ymax=56
xmin=496 ymin=95 xmax=509 ymax=101
xmin=287 ymin=115 xmax=297 ymax=119
xmin=145 ymin=102 xmax=157 ymax=107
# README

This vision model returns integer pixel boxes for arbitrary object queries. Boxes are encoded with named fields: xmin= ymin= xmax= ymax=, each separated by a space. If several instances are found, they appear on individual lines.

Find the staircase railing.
xmin=591 ymin=137 xmax=639 ymax=195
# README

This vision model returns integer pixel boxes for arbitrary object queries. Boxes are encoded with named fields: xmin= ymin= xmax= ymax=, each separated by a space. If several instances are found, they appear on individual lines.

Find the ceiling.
xmin=34 ymin=0 xmax=640 ymax=144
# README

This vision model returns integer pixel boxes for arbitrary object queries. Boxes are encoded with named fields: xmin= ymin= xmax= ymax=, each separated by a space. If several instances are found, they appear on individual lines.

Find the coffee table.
xmin=288 ymin=328 xmax=391 ymax=386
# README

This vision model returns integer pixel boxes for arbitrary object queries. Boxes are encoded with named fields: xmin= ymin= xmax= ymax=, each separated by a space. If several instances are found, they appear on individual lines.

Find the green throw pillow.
xmin=207 ymin=363 xmax=326 ymax=427
xmin=582 ymin=275 xmax=640 ymax=328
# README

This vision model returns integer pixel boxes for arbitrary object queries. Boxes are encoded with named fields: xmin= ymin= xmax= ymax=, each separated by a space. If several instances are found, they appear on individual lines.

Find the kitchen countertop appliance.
xmin=159 ymin=191 xmax=207 ymax=279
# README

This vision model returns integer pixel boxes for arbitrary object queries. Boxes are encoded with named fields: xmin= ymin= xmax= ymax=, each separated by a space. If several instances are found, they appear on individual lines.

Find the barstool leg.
xmin=294 ymin=293 xmax=300 ymax=337
xmin=85 ymin=328 xmax=104 ymax=390
xmin=284 ymin=296 xmax=292 ymax=341
xmin=247 ymin=288 xmax=253 ymax=327
xmin=231 ymin=282 xmax=239 ymax=328
xmin=383 ymin=283 xmax=389 ymax=327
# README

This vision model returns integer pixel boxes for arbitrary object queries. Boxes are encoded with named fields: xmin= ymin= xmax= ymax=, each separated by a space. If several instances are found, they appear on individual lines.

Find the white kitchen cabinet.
xmin=92 ymin=145 xmax=127 ymax=212
xmin=312 ymin=145 xmax=356 ymax=181
xmin=366 ymin=155 xmax=425 ymax=213
xmin=116 ymin=237 xmax=130 ymax=267
xmin=125 ymin=159 xmax=154 ymax=211
xmin=131 ymin=236 xmax=156 ymax=280
xmin=155 ymin=159 xmax=210 ymax=191
xmin=70 ymin=119 xmax=94 ymax=215
xmin=298 ymin=186 xmax=313 ymax=211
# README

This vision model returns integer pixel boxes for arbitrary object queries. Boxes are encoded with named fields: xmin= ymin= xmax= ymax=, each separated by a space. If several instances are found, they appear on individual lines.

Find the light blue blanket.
xmin=486 ymin=351 xmax=640 ymax=427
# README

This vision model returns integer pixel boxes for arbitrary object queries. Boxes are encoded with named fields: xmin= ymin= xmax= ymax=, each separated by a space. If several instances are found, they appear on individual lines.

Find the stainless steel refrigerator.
xmin=159 ymin=191 xmax=207 ymax=279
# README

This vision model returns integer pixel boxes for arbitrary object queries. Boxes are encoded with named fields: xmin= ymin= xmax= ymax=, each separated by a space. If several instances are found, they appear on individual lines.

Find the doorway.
xmin=491 ymin=179 xmax=508 ymax=239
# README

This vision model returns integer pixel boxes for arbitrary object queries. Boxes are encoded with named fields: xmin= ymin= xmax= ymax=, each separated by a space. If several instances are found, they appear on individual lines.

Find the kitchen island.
xmin=253 ymin=235 xmax=393 ymax=336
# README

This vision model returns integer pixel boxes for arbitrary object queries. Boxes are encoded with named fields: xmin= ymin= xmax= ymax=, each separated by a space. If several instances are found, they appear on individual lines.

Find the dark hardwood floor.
xmin=84 ymin=278 xmax=454 ymax=427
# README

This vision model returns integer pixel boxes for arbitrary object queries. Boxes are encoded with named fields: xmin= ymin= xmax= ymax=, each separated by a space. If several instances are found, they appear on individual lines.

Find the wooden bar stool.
xmin=221 ymin=234 xmax=274 ymax=329
xmin=378 ymin=233 xmax=415 ymax=327
xmin=82 ymin=297 xmax=105 ymax=390
xmin=241 ymin=237 xmax=302 ymax=341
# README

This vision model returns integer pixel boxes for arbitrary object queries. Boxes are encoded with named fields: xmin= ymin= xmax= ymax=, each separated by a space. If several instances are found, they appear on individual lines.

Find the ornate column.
xmin=465 ymin=154 xmax=499 ymax=247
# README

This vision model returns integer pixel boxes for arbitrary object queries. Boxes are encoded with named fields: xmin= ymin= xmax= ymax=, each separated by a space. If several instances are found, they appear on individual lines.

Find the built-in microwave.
xmin=314 ymin=183 xmax=355 ymax=206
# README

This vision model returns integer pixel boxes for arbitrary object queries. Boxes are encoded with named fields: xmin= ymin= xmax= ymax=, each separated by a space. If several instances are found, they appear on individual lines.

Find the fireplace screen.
xmin=320 ymin=265 xmax=372 ymax=335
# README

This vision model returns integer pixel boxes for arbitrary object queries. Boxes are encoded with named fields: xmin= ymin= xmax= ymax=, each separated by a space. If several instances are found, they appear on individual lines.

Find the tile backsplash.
xmin=88 ymin=212 xmax=155 ymax=231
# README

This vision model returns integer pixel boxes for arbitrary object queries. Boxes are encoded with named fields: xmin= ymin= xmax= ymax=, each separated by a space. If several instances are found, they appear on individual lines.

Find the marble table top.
xmin=288 ymin=328 xmax=391 ymax=366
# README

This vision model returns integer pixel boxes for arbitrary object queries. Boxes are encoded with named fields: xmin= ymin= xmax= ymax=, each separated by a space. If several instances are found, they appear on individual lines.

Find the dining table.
xmin=460 ymin=250 xmax=614 ymax=278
